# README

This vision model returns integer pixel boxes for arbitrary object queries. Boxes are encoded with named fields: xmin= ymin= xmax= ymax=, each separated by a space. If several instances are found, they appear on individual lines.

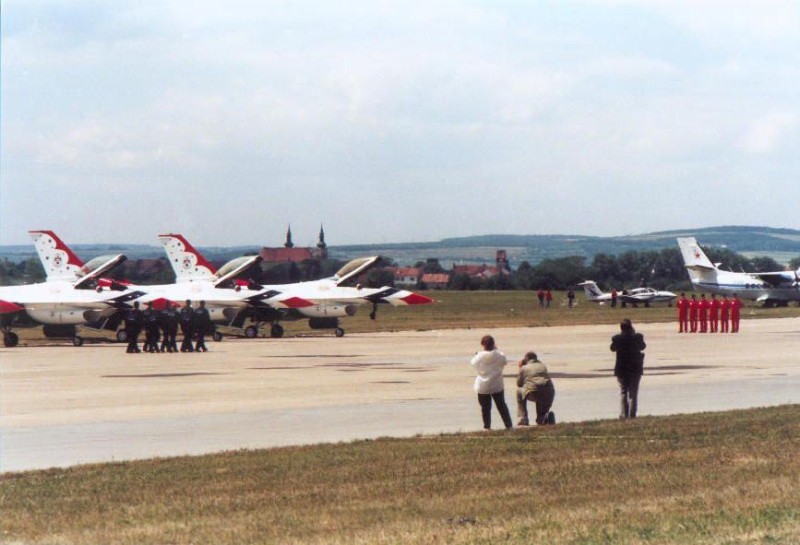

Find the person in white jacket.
xmin=470 ymin=335 xmax=513 ymax=430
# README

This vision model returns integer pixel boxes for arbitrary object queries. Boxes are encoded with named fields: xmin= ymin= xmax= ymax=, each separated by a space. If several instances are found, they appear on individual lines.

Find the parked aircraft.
xmin=159 ymin=234 xmax=433 ymax=338
xmin=578 ymin=281 xmax=676 ymax=306
xmin=677 ymin=237 xmax=800 ymax=307
xmin=28 ymin=231 xmax=266 ymax=343
xmin=0 ymin=231 xmax=142 ymax=347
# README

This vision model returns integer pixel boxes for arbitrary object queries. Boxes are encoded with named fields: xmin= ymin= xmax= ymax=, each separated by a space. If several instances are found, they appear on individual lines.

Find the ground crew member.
xmin=160 ymin=304 xmax=179 ymax=353
xmin=179 ymin=300 xmax=194 ymax=352
xmin=567 ymin=289 xmax=575 ymax=309
xmin=610 ymin=288 xmax=618 ymax=308
xmin=124 ymin=301 xmax=143 ymax=354
xmin=677 ymin=292 xmax=689 ymax=333
xmin=537 ymin=289 xmax=545 ymax=308
xmin=730 ymin=294 xmax=743 ymax=333
xmin=698 ymin=293 xmax=709 ymax=333
xmin=193 ymin=300 xmax=212 ymax=352
xmin=689 ymin=293 xmax=699 ymax=333
xmin=709 ymin=294 xmax=720 ymax=333
xmin=544 ymin=289 xmax=553 ymax=308
xmin=142 ymin=301 xmax=161 ymax=353
xmin=720 ymin=294 xmax=730 ymax=333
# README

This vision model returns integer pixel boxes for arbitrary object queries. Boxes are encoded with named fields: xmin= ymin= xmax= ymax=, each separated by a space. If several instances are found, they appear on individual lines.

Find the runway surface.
xmin=2 ymin=318 xmax=799 ymax=472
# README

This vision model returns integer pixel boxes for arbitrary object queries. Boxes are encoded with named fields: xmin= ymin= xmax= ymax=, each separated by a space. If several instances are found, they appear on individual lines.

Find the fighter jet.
xmin=677 ymin=237 xmax=800 ymax=307
xmin=0 ymin=231 xmax=142 ymax=347
xmin=159 ymin=234 xmax=433 ymax=338
xmin=579 ymin=280 xmax=676 ymax=306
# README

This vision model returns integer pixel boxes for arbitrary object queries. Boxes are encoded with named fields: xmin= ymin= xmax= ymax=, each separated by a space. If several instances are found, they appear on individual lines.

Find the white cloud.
xmin=741 ymin=112 xmax=798 ymax=154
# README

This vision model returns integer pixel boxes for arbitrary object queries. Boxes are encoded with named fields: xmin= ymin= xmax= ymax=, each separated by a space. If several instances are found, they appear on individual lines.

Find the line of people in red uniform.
xmin=676 ymin=292 xmax=743 ymax=333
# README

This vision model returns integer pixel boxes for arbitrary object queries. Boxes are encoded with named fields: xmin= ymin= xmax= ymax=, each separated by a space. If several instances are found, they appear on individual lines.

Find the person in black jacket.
xmin=193 ymin=300 xmax=212 ymax=352
xmin=160 ymin=304 xmax=179 ymax=353
xmin=124 ymin=301 xmax=143 ymax=354
xmin=142 ymin=301 xmax=161 ymax=353
xmin=610 ymin=318 xmax=646 ymax=419
xmin=179 ymin=300 xmax=194 ymax=353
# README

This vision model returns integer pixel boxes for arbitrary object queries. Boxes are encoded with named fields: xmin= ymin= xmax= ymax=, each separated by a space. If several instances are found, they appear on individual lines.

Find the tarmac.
xmin=2 ymin=317 xmax=799 ymax=472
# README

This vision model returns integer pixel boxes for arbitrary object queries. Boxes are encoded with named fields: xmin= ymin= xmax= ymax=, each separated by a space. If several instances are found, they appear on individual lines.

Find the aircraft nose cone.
xmin=0 ymin=300 xmax=24 ymax=314
xmin=401 ymin=293 xmax=434 ymax=305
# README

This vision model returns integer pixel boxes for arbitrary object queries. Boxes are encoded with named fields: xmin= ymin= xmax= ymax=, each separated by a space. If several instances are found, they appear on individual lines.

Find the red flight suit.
xmin=698 ymin=296 xmax=709 ymax=333
xmin=689 ymin=297 xmax=699 ymax=333
xmin=708 ymin=296 xmax=720 ymax=333
xmin=719 ymin=298 xmax=730 ymax=333
xmin=677 ymin=295 xmax=689 ymax=333
xmin=730 ymin=296 xmax=743 ymax=333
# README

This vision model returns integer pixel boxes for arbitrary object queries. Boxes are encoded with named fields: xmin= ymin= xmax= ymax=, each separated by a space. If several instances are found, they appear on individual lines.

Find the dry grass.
xmin=3 ymin=405 xmax=800 ymax=544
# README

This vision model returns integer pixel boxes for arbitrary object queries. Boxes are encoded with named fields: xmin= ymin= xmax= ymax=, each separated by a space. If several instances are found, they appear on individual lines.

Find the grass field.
xmin=2 ymin=405 xmax=799 ymax=544
xmin=14 ymin=290 xmax=800 ymax=345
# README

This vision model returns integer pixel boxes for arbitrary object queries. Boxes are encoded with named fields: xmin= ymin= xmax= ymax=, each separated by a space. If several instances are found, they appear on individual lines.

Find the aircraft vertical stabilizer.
xmin=159 ymin=234 xmax=217 ymax=283
xmin=677 ymin=237 xmax=717 ymax=271
xmin=28 ymin=230 xmax=85 ymax=281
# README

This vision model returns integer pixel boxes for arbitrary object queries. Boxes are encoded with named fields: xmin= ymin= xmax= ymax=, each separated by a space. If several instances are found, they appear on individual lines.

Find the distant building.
xmin=395 ymin=267 xmax=422 ymax=287
xmin=421 ymin=273 xmax=450 ymax=289
xmin=259 ymin=225 xmax=328 ymax=264
xmin=451 ymin=250 xmax=512 ymax=280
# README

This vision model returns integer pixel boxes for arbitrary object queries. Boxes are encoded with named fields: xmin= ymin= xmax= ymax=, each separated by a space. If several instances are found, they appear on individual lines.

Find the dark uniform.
xmin=179 ymin=302 xmax=194 ymax=352
xmin=124 ymin=303 xmax=143 ymax=353
xmin=160 ymin=306 xmax=179 ymax=353
xmin=610 ymin=319 xmax=646 ymax=419
xmin=142 ymin=305 xmax=161 ymax=353
xmin=193 ymin=302 xmax=212 ymax=352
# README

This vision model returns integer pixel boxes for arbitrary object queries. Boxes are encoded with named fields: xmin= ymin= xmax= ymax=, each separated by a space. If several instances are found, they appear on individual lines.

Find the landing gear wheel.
xmin=4 ymin=332 xmax=19 ymax=347
xmin=116 ymin=329 xmax=128 ymax=343
xmin=213 ymin=331 xmax=223 ymax=342
xmin=334 ymin=328 xmax=345 ymax=338
xmin=72 ymin=336 xmax=84 ymax=347
xmin=244 ymin=325 xmax=258 ymax=339
xmin=270 ymin=324 xmax=284 ymax=338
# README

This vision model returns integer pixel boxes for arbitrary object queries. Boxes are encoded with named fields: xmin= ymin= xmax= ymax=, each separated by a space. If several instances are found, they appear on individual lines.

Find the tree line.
xmin=2 ymin=248 xmax=799 ymax=291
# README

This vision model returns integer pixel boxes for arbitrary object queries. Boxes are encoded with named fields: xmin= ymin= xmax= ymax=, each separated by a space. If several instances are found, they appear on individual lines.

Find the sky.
xmin=1 ymin=1 xmax=799 ymax=246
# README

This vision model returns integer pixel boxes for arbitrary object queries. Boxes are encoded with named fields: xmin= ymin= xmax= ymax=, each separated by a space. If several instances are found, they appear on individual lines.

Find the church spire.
xmin=284 ymin=224 xmax=294 ymax=248
xmin=316 ymin=224 xmax=328 ymax=260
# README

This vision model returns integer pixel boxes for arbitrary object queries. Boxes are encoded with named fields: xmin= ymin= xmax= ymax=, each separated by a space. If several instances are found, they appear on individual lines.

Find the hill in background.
xmin=1 ymin=225 xmax=798 ymax=267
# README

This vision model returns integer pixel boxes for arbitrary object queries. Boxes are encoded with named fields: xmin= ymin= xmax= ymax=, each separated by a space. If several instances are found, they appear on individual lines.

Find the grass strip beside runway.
xmin=2 ymin=405 xmax=799 ymax=544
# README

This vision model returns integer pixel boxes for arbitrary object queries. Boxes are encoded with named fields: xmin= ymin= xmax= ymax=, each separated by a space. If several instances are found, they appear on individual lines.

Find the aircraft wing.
xmin=754 ymin=271 xmax=797 ymax=287
xmin=213 ymin=255 xmax=263 ymax=288
xmin=73 ymin=254 xmax=128 ymax=290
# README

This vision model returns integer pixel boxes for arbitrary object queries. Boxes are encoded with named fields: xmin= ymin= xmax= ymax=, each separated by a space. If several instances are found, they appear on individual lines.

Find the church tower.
xmin=284 ymin=224 xmax=294 ymax=248
xmin=316 ymin=224 xmax=328 ymax=260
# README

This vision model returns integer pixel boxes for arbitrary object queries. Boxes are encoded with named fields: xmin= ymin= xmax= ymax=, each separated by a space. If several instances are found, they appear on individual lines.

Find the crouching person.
xmin=516 ymin=351 xmax=556 ymax=426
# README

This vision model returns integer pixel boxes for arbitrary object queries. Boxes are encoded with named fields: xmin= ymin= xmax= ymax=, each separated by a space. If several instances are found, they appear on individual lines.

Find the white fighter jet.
xmin=26 ymin=231 xmax=266 ymax=343
xmin=158 ymin=234 xmax=433 ymax=338
xmin=0 ymin=231 xmax=143 ymax=347
xmin=579 ymin=280 xmax=676 ymax=306
xmin=677 ymin=237 xmax=800 ymax=307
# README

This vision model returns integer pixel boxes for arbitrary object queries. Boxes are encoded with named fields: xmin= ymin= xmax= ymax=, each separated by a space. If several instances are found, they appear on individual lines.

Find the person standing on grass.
xmin=545 ymin=289 xmax=553 ymax=308
xmin=611 ymin=319 xmax=646 ymax=419
xmin=537 ymin=288 xmax=545 ymax=308
xmin=516 ymin=351 xmax=556 ymax=426
xmin=470 ymin=335 xmax=513 ymax=430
